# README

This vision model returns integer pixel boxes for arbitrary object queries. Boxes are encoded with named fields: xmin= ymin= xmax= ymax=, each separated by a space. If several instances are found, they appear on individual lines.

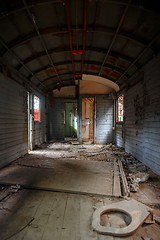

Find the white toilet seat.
xmin=92 ymin=199 xmax=151 ymax=237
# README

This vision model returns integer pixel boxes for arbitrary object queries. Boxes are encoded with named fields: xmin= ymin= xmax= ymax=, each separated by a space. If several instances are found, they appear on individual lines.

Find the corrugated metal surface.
xmin=96 ymin=95 xmax=113 ymax=144
xmin=48 ymin=99 xmax=64 ymax=141
xmin=0 ymin=73 xmax=28 ymax=168
xmin=125 ymin=55 xmax=160 ymax=175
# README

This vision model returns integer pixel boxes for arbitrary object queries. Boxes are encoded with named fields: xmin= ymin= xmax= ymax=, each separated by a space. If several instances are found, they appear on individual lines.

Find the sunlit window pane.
xmin=117 ymin=95 xmax=124 ymax=122
xmin=34 ymin=96 xmax=40 ymax=122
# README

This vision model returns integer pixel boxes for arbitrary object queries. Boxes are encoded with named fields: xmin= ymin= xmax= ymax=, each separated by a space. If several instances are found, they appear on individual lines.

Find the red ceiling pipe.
xmin=72 ymin=49 xmax=84 ymax=55
xmin=65 ymin=0 xmax=75 ymax=81
xmin=81 ymin=0 xmax=88 ymax=76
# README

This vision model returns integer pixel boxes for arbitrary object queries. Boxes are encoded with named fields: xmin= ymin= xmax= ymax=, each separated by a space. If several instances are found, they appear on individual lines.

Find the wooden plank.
xmin=0 ymin=190 xmax=44 ymax=240
xmin=0 ymin=157 xmax=117 ymax=197
xmin=112 ymin=160 xmax=121 ymax=197
xmin=59 ymin=194 xmax=81 ymax=240
xmin=41 ymin=193 xmax=68 ymax=240
xmin=1 ymin=190 xmax=160 ymax=240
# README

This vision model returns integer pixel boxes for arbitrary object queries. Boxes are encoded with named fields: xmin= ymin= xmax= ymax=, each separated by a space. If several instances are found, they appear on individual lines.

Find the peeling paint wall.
xmin=124 ymin=56 xmax=160 ymax=175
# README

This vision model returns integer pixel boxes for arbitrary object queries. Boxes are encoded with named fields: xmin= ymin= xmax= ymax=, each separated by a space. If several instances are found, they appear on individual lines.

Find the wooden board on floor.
xmin=0 ymin=191 xmax=160 ymax=240
xmin=0 ymin=158 xmax=120 ymax=197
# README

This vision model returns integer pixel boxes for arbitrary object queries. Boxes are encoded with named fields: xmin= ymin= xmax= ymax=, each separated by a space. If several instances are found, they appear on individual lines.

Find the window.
xmin=34 ymin=96 xmax=40 ymax=122
xmin=117 ymin=95 xmax=124 ymax=122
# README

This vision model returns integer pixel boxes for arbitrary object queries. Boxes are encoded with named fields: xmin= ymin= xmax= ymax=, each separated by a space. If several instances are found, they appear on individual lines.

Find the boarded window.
xmin=117 ymin=95 xmax=124 ymax=122
xmin=34 ymin=96 xmax=40 ymax=122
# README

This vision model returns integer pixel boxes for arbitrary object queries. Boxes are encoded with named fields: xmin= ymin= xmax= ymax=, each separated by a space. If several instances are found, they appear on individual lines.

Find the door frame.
xmin=81 ymin=97 xmax=95 ymax=143
xmin=28 ymin=92 xmax=33 ymax=151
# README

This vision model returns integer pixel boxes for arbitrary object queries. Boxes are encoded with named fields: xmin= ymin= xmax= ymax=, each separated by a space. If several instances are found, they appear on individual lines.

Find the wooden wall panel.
xmin=0 ymin=73 xmax=46 ymax=168
xmin=48 ymin=99 xmax=65 ymax=141
xmin=124 ymin=55 xmax=160 ymax=175
xmin=0 ymin=73 xmax=28 ymax=168
xmin=115 ymin=124 xmax=124 ymax=148
xmin=96 ymin=96 xmax=113 ymax=144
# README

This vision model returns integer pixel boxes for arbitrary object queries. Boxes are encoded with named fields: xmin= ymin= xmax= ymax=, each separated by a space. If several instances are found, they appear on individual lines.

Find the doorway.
xmin=28 ymin=93 xmax=33 ymax=151
xmin=82 ymin=98 xmax=94 ymax=143
xmin=64 ymin=102 xmax=77 ymax=139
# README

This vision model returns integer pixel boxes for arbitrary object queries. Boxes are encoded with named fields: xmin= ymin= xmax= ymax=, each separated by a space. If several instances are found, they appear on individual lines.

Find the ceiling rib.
xmin=42 ymin=71 xmax=129 ymax=86
xmin=46 ymin=81 xmax=75 ymax=92
xmin=86 ymin=1 xmax=100 ymax=73
xmin=0 ymin=1 xmax=63 ymax=20
xmin=0 ymin=0 xmax=157 ymax=21
xmin=16 ymin=46 xmax=140 ymax=71
xmin=98 ymin=1 xmax=130 ymax=76
xmin=42 ymin=72 xmax=74 ymax=83
xmin=0 ymin=26 xmax=153 ymax=56
xmin=22 ymin=0 xmax=63 ymax=86
xmin=27 ymin=60 xmax=129 ymax=82
xmin=118 ymin=31 xmax=160 ymax=83
xmin=0 ymin=37 xmax=46 ymax=90
xmin=43 ymin=69 xmax=116 ymax=85
xmin=65 ymin=0 xmax=75 ymax=83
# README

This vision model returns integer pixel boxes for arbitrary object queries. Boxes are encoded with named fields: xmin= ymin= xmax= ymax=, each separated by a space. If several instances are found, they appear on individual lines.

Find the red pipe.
xmin=65 ymin=0 xmax=75 ymax=81
xmin=81 ymin=0 xmax=87 ymax=76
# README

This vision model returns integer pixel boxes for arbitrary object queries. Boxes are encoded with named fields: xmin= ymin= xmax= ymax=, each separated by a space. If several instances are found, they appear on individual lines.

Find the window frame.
xmin=33 ymin=95 xmax=41 ymax=122
xmin=116 ymin=95 xmax=124 ymax=123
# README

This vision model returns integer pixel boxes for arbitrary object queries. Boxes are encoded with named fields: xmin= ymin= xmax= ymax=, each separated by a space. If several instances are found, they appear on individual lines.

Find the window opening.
xmin=117 ymin=95 xmax=124 ymax=122
xmin=34 ymin=96 xmax=40 ymax=122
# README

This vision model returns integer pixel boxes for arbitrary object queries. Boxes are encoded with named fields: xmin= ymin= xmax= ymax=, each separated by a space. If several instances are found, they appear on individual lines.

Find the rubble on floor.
xmin=0 ymin=142 xmax=160 ymax=239
xmin=128 ymin=172 xmax=150 ymax=192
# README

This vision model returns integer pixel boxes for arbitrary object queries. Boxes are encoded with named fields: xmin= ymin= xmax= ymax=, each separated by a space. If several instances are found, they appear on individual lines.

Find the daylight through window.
xmin=34 ymin=96 xmax=40 ymax=122
xmin=117 ymin=95 xmax=124 ymax=122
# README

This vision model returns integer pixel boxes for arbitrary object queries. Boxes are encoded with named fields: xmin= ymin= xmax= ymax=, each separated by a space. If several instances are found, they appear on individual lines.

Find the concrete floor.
xmin=0 ymin=142 xmax=160 ymax=240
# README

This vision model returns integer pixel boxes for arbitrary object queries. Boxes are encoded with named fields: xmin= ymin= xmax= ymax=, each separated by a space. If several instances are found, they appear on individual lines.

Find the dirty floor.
xmin=0 ymin=142 xmax=160 ymax=240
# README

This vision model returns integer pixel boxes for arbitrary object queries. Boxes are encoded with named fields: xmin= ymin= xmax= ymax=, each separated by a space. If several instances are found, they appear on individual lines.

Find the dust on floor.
xmin=0 ymin=142 xmax=160 ymax=240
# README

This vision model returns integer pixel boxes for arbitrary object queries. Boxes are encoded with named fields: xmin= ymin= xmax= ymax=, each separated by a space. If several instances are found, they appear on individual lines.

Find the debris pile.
xmin=128 ymin=172 xmax=150 ymax=192
xmin=120 ymin=154 xmax=150 ymax=192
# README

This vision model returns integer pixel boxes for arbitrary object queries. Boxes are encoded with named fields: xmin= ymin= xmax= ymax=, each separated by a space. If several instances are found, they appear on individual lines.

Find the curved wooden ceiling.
xmin=0 ymin=0 xmax=160 ymax=93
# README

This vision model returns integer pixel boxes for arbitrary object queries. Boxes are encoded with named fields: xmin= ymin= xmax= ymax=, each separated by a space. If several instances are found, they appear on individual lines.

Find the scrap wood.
xmin=86 ymin=151 xmax=110 ymax=157
xmin=118 ymin=159 xmax=130 ymax=197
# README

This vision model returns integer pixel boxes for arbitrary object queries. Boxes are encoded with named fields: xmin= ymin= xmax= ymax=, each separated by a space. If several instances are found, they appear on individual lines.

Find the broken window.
xmin=117 ymin=95 xmax=124 ymax=122
xmin=34 ymin=96 xmax=40 ymax=122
